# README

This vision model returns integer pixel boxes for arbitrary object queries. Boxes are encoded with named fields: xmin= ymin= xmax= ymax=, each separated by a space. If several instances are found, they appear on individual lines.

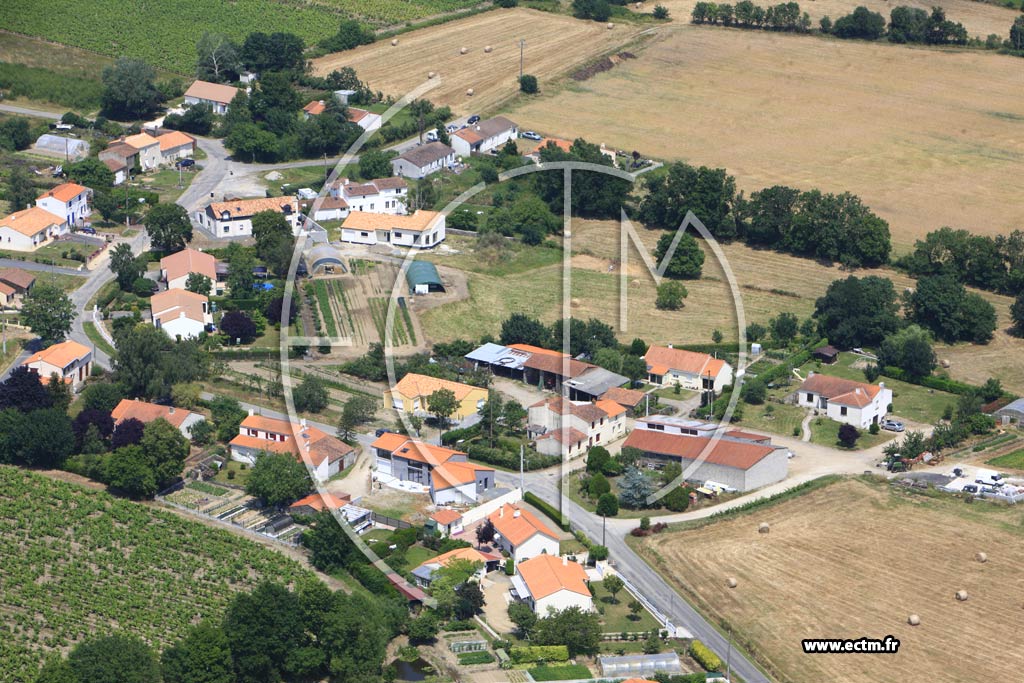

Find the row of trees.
xmin=897 ymin=227 xmax=1024 ymax=297
xmin=823 ymin=6 xmax=967 ymax=45
xmin=691 ymin=1 xmax=811 ymax=32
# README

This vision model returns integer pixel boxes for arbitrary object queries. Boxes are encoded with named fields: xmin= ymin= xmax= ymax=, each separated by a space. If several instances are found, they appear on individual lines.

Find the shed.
xmin=406 ymin=261 xmax=445 ymax=294
xmin=598 ymin=652 xmax=682 ymax=677
xmin=306 ymin=244 xmax=346 ymax=274
xmin=812 ymin=345 xmax=840 ymax=364
xmin=34 ymin=134 xmax=89 ymax=160
xmin=995 ymin=398 xmax=1024 ymax=423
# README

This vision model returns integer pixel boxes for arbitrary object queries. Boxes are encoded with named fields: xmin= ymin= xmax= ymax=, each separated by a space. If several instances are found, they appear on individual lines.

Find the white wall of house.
xmin=37 ymin=192 xmax=90 ymax=226
xmin=452 ymin=125 xmax=518 ymax=157
xmin=496 ymin=533 xmax=560 ymax=566
xmin=433 ymin=482 xmax=477 ymax=506
xmin=391 ymin=153 xmax=455 ymax=179
xmin=528 ymin=404 xmax=625 ymax=450
xmin=535 ymin=436 xmax=587 ymax=459
xmin=26 ymin=356 xmax=91 ymax=391
xmin=797 ymin=386 xmax=892 ymax=428
xmin=165 ymin=273 xmax=217 ymax=296
xmin=653 ymin=364 xmax=733 ymax=393
xmin=161 ymin=145 xmax=194 ymax=165
xmin=678 ymin=448 xmax=788 ymax=492
xmin=199 ymin=211 xmax=301 ymax=238
xmin=340 ymin=224 xmax=445 ymax=249
xmin=0 ymin=227 xmax=46 ymax=252
xmin=533 ymin=589 xmax=593 ymax=616
xmin=184 ymin=96 xmax=230 ymax=114
xmin=136 ymin=144 xmax=160 ymax=170
xmin=157 ymin=315 xmax=206 ymax=340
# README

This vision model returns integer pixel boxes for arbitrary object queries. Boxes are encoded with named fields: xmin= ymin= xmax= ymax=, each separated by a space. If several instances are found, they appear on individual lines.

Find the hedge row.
xmin=441 ymin=424 xmax=481 ymax=446
xmin=509 ymin=645 xmax=569 ymax=664
xmin=466 ymin=444 xmax=560 ymax=472
xmin=523 ymin=491 xmax=571 ymax=531
xmin=689 ymin=639 xmax=723 ymax=672
xmin=880 ymin=366 xmax=980 ymax=397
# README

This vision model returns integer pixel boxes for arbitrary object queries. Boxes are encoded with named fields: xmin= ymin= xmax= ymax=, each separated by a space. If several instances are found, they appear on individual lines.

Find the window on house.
xmin=806 ymin=393 xmax=813 ymax=402
xmin=840 ymin=406 xmax=848 ymax=416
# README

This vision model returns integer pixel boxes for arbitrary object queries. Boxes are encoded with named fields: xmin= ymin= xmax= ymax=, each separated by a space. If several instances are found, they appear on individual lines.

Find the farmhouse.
xmin=512 ymin=554 xmax=592 ymax=615
xmin=0 ymin=282 xmax=16 ymax=309
xmin=622 ymin=429 xmax=788 ymax=493
xmin=340 ymin=210 xmax=445 ymax=249
xmin=183 ymin=80 xmax=241 ymax=114
xmin=411 ymin=546 xmax=501 ymax=588
xmin=797 ymin=372 xmax=892 ymax=428
xmin=487 ymin=503 xmax=560 ymax=565
xmin=384 ymin=373 xmax=488 ymax=421
xmin=644 ymin=345 xmax=733 ymax=394
xmin=348 ymin=107 xmax=382 ymax=131
xmin=529 ymin=396 xmax=626 ymax=458
xmin=22 ymin=340 xmax=92 ymax=391
xmin=35 ymin=183 xmax=91 ymax=226
xmin=451 ymin=116 xmax=518 ymax=156
xmin=464 ymin=342 xmax=627 ymax=399
xmin=600 ymin=386 xmax=646 ymax=413
xmin=0 ymin=268 xmax=35 ymax=309
xmin=329 ymin=176 xmax=407 ymax=214
xmin=149 ymin=288 xmax=212 ymax=340
xmin=160 ymin=248 xmax=219 ymax=296
xmin=198 ymin=196 xmax=300 ymax=237
xmin=0 ymin=206 xmax=67 ymax=252
xmin=101 ymin=157 xmax=128 ymax=185
xmin=391 ymin=142 xmax=456 ymax=179
xmin=99 ymin=142 xmax=137 ymax=182
xmin=370 ymin=433 xmax=496 ymax=505
xmin=157 ymin=130 xmax=196 ymax=165
xmin=302 ymin=100 xmax=327 ymax=118
xmin=121 ymin=132 xmax=161 ymax=170
xmin=304 ymin=196 xmax=349 ymax=222
xmin=230 ymin=414 xmax=356 ymax=482
xmin=111 ymin=399 xmax=205 ymax=439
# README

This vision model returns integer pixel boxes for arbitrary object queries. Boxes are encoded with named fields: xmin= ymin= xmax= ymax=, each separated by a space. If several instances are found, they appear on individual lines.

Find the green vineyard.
xmin=0 ymin=466 xmax=315 ymax=683
xmin=2 ymin=0 xmax=484 ymax=74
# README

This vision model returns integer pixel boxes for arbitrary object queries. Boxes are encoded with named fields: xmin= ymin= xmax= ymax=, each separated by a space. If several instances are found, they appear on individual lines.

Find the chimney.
xmin=667 ymin=343 xmax=673 ymax=349
xmin=878 ymin=382 xmax=885 ymax=389
xmin=499 ymin=506 xmax=504 ymax=518
xmin=300 ymin=418 xmax=307 ymax=428
xmin=248 ymin=408 xmax=254 ymax=416
xmin=513 ymin=509 xmax=521 ymax=518
xmin=168 ymin=407 xmax=175 ymax=414
xmin=562 ymin=555 xmax=568 ymax=566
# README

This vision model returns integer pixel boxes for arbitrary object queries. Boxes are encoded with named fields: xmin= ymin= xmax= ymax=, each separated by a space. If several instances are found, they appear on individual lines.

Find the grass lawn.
xmin=652 ymin=385 xmax=700 ymax=401
xmin=82 ymin=321 xmax=115 ymax=357
xmin=807 ymin=416 xmax=894 ymax=450
xmin=212 ymin=460 xmax=251 ymax=487
xmin=559 ymin=538 xmax=587 ymax=555
xmin=139 ymin=168 xmax=196 ymax=203
xmin=363 ymin=529 xmax=394 ymax=544
xmin=528 ymin=664 xmax=593 ymax=681
xmin=403 ymin=544 xmax=436 ymax=568
xmin=34 ymin=271 xmax=86 ymax=292
xmin=737 ymin=402 xmax=806 ymax=439
xmin=420 ymin=235 xmax=563 ymax=277
xmin=32 ymin=241 xmax=92 ymax=268
xmin=987 ymin=448 xmax=1024 ymax=471
xmin=563 ymin=474 xmax=674 ymax=520
xmin=251 ymin=326 xmax=281 ymax=349
xmin=591 ymin=579 xmax=661 ymax=633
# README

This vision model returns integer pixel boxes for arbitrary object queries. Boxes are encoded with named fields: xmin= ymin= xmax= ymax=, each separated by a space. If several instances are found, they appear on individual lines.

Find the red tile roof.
xmin=488 ymin=503 xmax=557 ymax=547
xmin=431 ymin=509 xmax=463 ymax=525
xmin=644 ymin=346 xmax=724 ymax=377
xmin=600 ymin=386 xmax=646 ymax=408
xmin=800 ymin=374 xmax=881 ymax=406
xmin=288 ymin=492 xmax=350 ymax=512
xmin=622 ymin=430 xmax=777 ymax=471
xmin=517 ymin=554 xmax=590 ymax=599
xmin=111 ymin=399 xmax=195 ymax=428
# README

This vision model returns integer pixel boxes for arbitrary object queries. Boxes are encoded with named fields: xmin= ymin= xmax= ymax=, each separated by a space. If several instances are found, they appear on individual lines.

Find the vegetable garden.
xmin=0 ymin=466 xmax=315 ymax=683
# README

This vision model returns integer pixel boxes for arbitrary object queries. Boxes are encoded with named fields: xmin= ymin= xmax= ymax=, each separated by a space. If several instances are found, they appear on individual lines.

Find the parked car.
xmin=963 ymin=484 xmax=978 ymax=493
xmin=375 ymin=428 xmax=392 ymax=437
xmin=446 ymin=124 xmax=459 ymax=133
xmin=425 ymin=130 xmax=438 ymax=142
xmin=176 ymin=158 xmax=195 ymax=168
xmin=520 ymin=130 xmax=542 ymax=141
xmin=79 ymin=226 xmax=96 ymax=235
xmin=467 ymin=114 xmax=480 ymax=125
xmin=881 ymin=419 xmax=905 ymax=432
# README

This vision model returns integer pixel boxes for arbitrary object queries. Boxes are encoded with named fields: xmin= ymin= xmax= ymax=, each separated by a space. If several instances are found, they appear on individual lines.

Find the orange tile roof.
xmin=600 ymin=386 xmax=646 ymax=408
xmin=0 ymin=267 xmax=36 ymax=290
xmin=488 ymin=503 xmax=557 ymax=547
xmin=531 ymin=396 xmax=609 ymax=423
xmin=233 ymin=414 xmax=353 ymax=467
xmin=111 ymin=399 xmax=194 ymax=428
xmin=800 ymin=374 xmax=881 ymax=405
xmin=0 ymin=282 xmax=14 ymax=297
xmin=184 ymin=80 xmax=241 ymax=104
xmin=150 ymin=288 xmax=209 ymax=325
xmin=431 ymin=509 xmax=463 ymax=525
xmin=370 ymin=431 xmax=410 ymax=452
xmin=123 ymin=132 xmax=160 ymax=150
xmin=23 ymin=340 xmax=91 ymax=370
xmin=36 ymin=183 xmax=88 ymax=203
xmin=348 ymin=107 xmax=371 ymax=123
xmin=207 ymin=196 xmax=298 ymax=220
xmin=0 ymin=206 xmax=65 ymax=237
xmin=416 ymin=546 xmax=493 ymax=571
xmin=160 ymin=248 xmax=216 ymax=283
xmin=535 ymin=138 xmax=572 ymax=154
xmin=431 ymin=460 xmax=493 ymax=491
xmin=393 ymin=441 xmax=463 ymax=466
xmin=516 ymin=554 xmax=590 ymax=599
xmin=158 ymin=130 xmax=195 ymax=152
xmin=507 ymin=343 xmax=565 ymax=357
xmin=623 ymin=430 xmax=777 ymax=471
xmin=289 ymin=492 xmax=350 ymax=512
xmin=303 ymin=100 xmax=326 ymax=116
xmin=341 ymin=210 xmax=442 ymax=233
xmin=391 ymin=373 xmax=484 ymax=402
xmin=536 ymin=426 xmax=587 ymax=446
xmin=645 ymin=346 xmax=723 ymax=377
xmin=595 ymin=398 xmax=627 ymax=418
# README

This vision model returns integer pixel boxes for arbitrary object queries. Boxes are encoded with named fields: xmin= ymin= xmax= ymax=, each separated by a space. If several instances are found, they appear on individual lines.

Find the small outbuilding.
xmin=406 ymin=261 xmax=445 ymax=294
xmin=995 ymin=398 xmax=1024 ymax=424
xmin=812 ymin=345 xmax=840 ymax=364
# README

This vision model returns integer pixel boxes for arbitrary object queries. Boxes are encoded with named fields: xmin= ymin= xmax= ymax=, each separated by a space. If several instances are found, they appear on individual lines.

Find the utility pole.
xmin=519 ymin=444 xmax=524 ymax=492
xmin=519 ymin=39 xmax=525 ymax=82
xmin=727 ymin=626 xmax=733 ymax=682
xmin=601 ymin=512 xmax=606 ymax=546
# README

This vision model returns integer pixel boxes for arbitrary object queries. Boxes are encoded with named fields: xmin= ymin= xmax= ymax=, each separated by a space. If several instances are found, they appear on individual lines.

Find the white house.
xmin=452 ymin=116 xmax=518 ymax=157
xmin=0 ymin=206 xmax=67 ymax=252
xmin=644 ymin=345 xmax=733 ymax=394
xmin=512 ymin=554 xmax=592 ymax=616
xmin=340 ymin=210 xmax=445 ymax=249
xmin=150 ymin=289 xmax=212 ymax=340
xmin=370 ymin=433 xmax=495 ymax=505
xmin=391 ymin=142 xmax=456 ymax=179
xmin=529 ymin=396 xmax=627 ymax=458
xmin=160 ymin=248 xmax=219 ymax=296
xmin=199 ymin=196 xmax=300 ymax=238
xmin=111 ymin=399 xmax=205 ymax=439
xmin=331 ymin=176 xmax=407 ymax=214
xmin=101 ymin=157 xmax=128 ymax=185
xmin=120 ymin=132 xmax=162 ymax=171
xmin=183 ymin=80 xmax=241 ymax=115
xmin=487 ymin=503 xmax=560 ymax=565
xmin=35 ymin=183 xmax=91 ymax=226
xmin=157 ymin=131 xmax=195 ymax=165
xmin=230 ymin=413 xmax=356 ymax=482
xmin=21 ymin=340 xmax=92 ymax=391
xmin=797 ymin=373 xmax=893 ymax=428
xmin=347 ymin=107 xmax=382 ymax=132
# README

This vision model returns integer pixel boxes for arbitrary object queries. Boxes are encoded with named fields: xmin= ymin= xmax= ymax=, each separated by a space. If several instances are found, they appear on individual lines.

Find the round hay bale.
xmin=391 ymin=38 xmax=399 ymax=46
xmin=635 ymin=1 xmax=643 ymax=7
xmin=570 ymin=298 xmax=581 ymax=307
xmin=607 ymin=22 xmax=615 ymax=29
xmin=907 ymin=614 xmax=920 ymax=626
xmin=955 ymin=590 xmax=969 ymax=602
xmin=726 ymin=577 xmax=737 ymax=588
xmin=465 ymin=88 xmax=474 ymax=97
xmin=758 ymin=523 xmax=770 ymax=534
xmin=940 ymin=358 xmax=951 ymax=368
xmin=427 ymin=71 xmax=436 ymax=79
xmin=976 ymin=552 xmax=988 ymax=563
xmin=484 ymin=45 xmax=493 ymax=53
xmin=460 ymin=47 xmax=469 ymax=55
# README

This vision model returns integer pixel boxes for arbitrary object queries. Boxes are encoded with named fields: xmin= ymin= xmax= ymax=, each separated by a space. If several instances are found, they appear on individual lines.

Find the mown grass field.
xmin=634 ymin=477 xmax=1024 ymax=683
xmin=0 ymin=466 xmax=315 ymax=683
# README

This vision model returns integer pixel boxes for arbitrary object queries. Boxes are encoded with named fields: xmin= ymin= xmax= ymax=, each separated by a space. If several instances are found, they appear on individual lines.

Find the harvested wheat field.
xmin=508 ymin=26 xmax=1024 ymax=249
xmin=311 ymin=8 xmax=638 ymax=114
xmin=638 ymin=0 xmax=1020 ymax=39
xmin=635 ymin=477 xmax=1024 ymax=683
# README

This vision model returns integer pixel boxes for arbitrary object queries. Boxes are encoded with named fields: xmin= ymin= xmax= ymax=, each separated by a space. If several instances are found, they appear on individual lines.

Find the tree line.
xmin=691 ymin=1 xmax=811 ymax=31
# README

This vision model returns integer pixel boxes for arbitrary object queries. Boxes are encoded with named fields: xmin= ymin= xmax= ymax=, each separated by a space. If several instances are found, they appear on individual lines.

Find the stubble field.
xmin=507 ymin=25 xmax=1024 ymax=249
xmin=633 ymin=477 xmax=1024 ymax=683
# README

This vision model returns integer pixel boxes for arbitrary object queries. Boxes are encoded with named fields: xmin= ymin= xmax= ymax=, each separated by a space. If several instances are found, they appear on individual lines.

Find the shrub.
xmin=458 ymin=651 xmax=495 ymax=665
xmin=510 ymin=645 xmax=570 ymax=664
xmin=653 ymin=4 xmax=670 ymax=18
xmin=524 ymin=491 xmax=570 ymax=531
xmin=519 ymin=74 xmax=538 ymax=94
xmin=689 ymin=640 xmax=723 ymax=672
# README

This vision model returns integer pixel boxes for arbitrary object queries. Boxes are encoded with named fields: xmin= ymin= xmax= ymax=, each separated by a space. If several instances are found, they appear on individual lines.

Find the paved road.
xmin=0 ymin=103 xmax=62 ymax=120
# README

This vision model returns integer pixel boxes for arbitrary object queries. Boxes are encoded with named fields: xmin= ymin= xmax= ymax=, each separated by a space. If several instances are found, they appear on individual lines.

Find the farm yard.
xmin=0 ymin=466 xmax=315 ymax=683
xmin=507 ymin=24 xmax=1024 ymax=250
xmin=632 ymin=477 xmax=1024 ymax=683
xmin=311 ymin=8 xmax=640 ymax=114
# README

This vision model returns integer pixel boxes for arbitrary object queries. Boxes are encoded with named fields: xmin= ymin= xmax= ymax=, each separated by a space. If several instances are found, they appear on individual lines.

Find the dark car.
xmin=79 ymin=226 xmax=96 ymax=235
xmin=176 ymin=158 xmax=195 ymax=168
xmin=467 ymin=114 xmax=480 ymax=125
xmin=375 ymin=428 xmax=392 ymax=437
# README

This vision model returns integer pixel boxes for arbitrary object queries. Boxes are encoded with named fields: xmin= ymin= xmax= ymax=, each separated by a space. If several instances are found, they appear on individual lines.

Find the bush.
xmin=510 ymin=645 xmax=570 ymax=664
xmin=524 ymin=491 xmax=570 ymax=531
xmin=443 ymin=620 xmax=476 ymax=631
xmin=441 ymin=424 xmax=481 ymax=446
xmin=467 ymin=444 xmax=559 ymax=471
xmin=458 ymin=651 xmax=495 ymax=665
xmin=519 ymin=74 xmax=538 ymax=94
xmin=689 ymin=640 xmax=723 ymax=672
xmin=653 ymin=4 xmax=670 ymax=18
xmin=132 ymin=277 xmax=155 ymax=297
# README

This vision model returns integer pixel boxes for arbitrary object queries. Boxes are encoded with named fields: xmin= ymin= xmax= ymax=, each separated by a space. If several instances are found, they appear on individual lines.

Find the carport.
xmin=405 ymin=261 xmax=445 ymax=294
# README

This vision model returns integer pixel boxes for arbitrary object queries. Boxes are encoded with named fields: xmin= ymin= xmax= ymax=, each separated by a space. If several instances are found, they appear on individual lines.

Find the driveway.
xmin=480 ymin=573 xmax=515 ymax=635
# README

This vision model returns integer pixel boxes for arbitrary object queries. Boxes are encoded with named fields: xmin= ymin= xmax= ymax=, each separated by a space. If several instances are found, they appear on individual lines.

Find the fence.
xmin=460 ymin=488 xmax=523 ymax=527
xmin=370 ymin=512 xmax=412 ymax=529
xmin=606 ymin=567 xmax=689 ymax=638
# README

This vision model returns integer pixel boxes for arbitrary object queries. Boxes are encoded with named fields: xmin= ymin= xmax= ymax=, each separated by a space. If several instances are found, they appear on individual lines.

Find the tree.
xmin=662 ymin=485 xmax=690 ymax=512
xmin=638 ymin=161 xmax=739 ymax=239
xmin=141 ymin=418 xmax=190 ymax=487
xmin=655 ymin=281 xmax=688 ymax=310
xmin=22 ymin=283 xmax=74 ymax=345
xmin=161 ymin=620 xmax=234 ymax=683
xmin=185 ymin=272 xmax=213 ymax=295
xmin=508 ymin=602 xmax=537 ymax=638
xmin=0 ymin=118 xmax=32 ymax=153
xmin=622 ymin=355 xmax=648 ymax=385
xmin=252 ymin=210 xmax=293 ymax=260
xmin=745 ymin=322 xmax=767 ymax=342
xmin=105 ymin=445 xmax=159 ymax=498
xmin=1012 ymin=15 xmax=1024 ymax=50
xmin=618 ymin=465 xmax=654 ymax=509
xmin=0 ymin=407 xmax=74 ymax=467
xmin=223 ymin=582 xmax=310 ymax=683
xmin=109 ymin=243 xmax=145 ymax=290
xmin=241 ymin=32 xmax=306 ymax=73
xmin=67 ymin=157 xmax=115 ymax=190
xmin=500 ymin=313 xmax=551 ymax=347
xmin=509 ymin=193 xmax=559 ymax=245
xmin=837 ymin=423 xmax=860 ymax=448
xmin=337 ymin=395 xmax=376 ymax=439
xmin=428 ymin=388 xmax=458 ymax=429
xmin=476 ymin=519 xmax=496 ymax=547
xmin=68 ymin=633 xmax=160 ymax=683
xmin=225 ymin=243 xmax=257 ymax=297
xmin=628 ymin=599 xmax=643 ymax=620
xmin=769 ymin=312 xmax=799 ymax=345
xmin=220 ymin=310 xmax=258 ymax=344
xmin=246 ymin=452 xmax=312 ymax=506
xmin=265 ymin=296 xmax=298 ymax=326
xmin=72 ymin=408 xmax=114 ymax=452
xmin=196 ymin=32 xmax=241 ymax=82
xmin=293 ymin=375 xmax=329 ymax=413
xmin=586 ymin=445 xmax=612 ymax=474
xmin=167 ymin=103 xmax=216 ymax=136
xmin=5 ymin=165 xmax=36 ymax=212
xmin=905 ymin=273 xmax=997 ymax=344
xmin=533 ymin=606 xmax=602 ymax=656
xmin=407 ymin=610 xmax=439 ymax=644
xmin=359 ymin=149 xmax=392 ymax=180
xmin=832 ymin=6 xmax=886 ymax=39
xmin=813 ymin=275 xmax=901 ymax=349
xmin=454 ymin=581 xmax=486 ymax=620
xmin=0 ymin=366 xmax=52 ymax=412
xmin=114 ymin=323 xmax=209 ymax=400
xmin=321 ymin=19 xmax=376 ymax=52
xmin=519 ymin=74 xmax=538 ymax=93
xmin=654 ymin=231 xmax=705 ymax=279
xmin=603 ymin=574 xmax=624 ymax=602
xmin=111 ymin=417 xmax=146 ymax=449
xmin=101 ymin=58 xmax=163 ymax=119
xmin=741 ymin=378 xmax=766 ymax=404
xmin=1012 ymin=292 xmax=1024 ymax=336
xmin=588 ymin=472 xmax=611 ymax=498
xmin=877 ymin=325 xmax=936 ymax=379
xmin=596 ymin=492 xmax=619 ymax=518
xmin=146 ymin=203 xmax=193 ymax=252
